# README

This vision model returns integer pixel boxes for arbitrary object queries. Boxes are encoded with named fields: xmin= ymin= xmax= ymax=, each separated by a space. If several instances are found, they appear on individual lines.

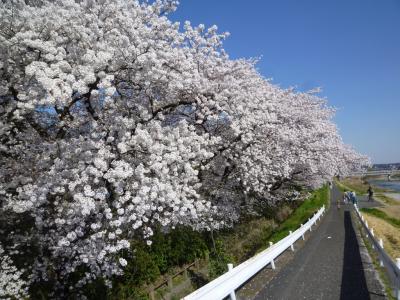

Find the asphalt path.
xmin=254 ymin=185 xmax=383 ymax=300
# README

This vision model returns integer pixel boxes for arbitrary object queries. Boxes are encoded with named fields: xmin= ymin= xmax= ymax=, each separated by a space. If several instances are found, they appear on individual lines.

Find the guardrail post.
xmin=289 ymin=231 xmax=295 ymax=251
xmin=271 ymin=260 xmax=276 ymax=270
xmin=227 ymin=264 xmax=237 ymax=300
xmin=269 ymin=242 xmax=276 ymax=269
xmin=379 ymin=239 xmax=384 ymax=267
xmin=309 ymin=218 xmax=312 ymax=232
xmin=271 ymin=259 xmax=276 ymax=270
xmin=365 ymin=220 xmax=369 ymax=229
xmin=369 ymin=227 xmax=375 ymax=249
xmin=301 ymin=224 xmax=305 ymax=240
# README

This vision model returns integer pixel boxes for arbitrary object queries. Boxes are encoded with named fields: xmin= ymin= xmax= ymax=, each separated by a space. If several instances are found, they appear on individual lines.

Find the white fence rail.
xmin=354 ymin=204 xmax=400 ymax=300
xmin=183 ymin=205 xmax=326 ymax=300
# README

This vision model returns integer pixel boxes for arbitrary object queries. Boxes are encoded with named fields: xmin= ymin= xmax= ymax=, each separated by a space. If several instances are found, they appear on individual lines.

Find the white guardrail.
xmin=183 ymin=205 xmax=326 ymax=300
xmin=354 ymin=204 xmax=400 ymax=300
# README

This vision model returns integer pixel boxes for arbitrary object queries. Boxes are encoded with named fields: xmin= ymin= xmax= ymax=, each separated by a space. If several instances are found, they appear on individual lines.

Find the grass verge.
xmin=360 ymin=208 xmax=400 ymax=228
xmin=361 ymin=213 xmax=400 ymax=260
xmin=268 ymin=185 xmax=330 ymax=244
xmin=335 ymin=178 xmax=367 ymax=195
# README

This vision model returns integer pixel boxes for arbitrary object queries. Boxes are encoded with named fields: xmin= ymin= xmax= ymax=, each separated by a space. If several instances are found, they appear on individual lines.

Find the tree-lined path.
xmin=255 ymin=185 xmax=385 ymax=300
xmin=0 ymin=1 xmax=372 ymax=297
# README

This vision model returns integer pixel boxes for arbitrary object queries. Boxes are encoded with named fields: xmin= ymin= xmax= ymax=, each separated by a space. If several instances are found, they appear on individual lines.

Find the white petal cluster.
xmin=0 ymin=0 xmax=370 ymax=296
xmin=0 ymin=245 xmax=29 ymax=299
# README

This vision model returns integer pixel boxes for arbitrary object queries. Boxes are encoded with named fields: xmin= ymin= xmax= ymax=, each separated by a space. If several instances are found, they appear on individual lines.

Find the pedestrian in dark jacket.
xmin=367 ymin=186 xmax=374 ymax=202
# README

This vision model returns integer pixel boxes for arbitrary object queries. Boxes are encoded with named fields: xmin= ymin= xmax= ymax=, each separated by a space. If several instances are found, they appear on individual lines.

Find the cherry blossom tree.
xmin=0 ymin=0 xmax=369 ymax=296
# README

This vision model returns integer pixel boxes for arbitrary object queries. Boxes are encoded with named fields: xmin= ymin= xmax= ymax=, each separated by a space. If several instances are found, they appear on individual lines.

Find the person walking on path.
xmin=343 ymin=191 xmax=349 ymax=204
xmin=337 ymin=194 xmax=341 ymax=209
xmin=367 ymin=185 xmax=374 ymax=202
xmin=351 ymin=191 xmax=357 ymax=205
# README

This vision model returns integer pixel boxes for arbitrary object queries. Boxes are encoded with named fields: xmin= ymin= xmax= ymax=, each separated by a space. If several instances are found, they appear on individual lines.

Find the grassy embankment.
xmin=336 ymin=177 xmax=368 ymax=195
xmin=337 ymin=177 xmax=400 ymax=261
xmin=360 ymin=208 xmax=400 ymax=228
xmin=267 ymin=186 xmax=330 ymax=244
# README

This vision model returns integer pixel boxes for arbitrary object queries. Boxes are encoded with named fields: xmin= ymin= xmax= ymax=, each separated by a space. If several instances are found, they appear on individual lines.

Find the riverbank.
xmin=338 ymin=176 xmax=400 ymax=262
xmin=336 ymin=176 xmax=400 ymax=204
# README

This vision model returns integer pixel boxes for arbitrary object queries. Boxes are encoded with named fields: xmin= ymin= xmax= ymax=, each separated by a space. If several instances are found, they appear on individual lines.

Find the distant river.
xmin=368 ymin=180 xmax=400 ymax=192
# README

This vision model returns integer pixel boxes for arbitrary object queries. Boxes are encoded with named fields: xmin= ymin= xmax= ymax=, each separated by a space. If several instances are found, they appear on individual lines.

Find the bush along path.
xmin=255 ymin=184 xmax=386 ymax=300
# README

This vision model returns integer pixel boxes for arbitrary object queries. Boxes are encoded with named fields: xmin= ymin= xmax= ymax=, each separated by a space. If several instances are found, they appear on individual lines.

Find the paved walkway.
xmin=254 ymin=185 xmax=385 ymax=300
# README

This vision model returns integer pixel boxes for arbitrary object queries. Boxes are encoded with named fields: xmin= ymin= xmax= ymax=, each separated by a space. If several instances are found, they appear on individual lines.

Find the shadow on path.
xmin=340 ymin=211 xmax=370 ymax=300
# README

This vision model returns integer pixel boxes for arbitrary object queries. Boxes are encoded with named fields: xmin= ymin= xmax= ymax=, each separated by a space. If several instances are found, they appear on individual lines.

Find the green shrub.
xmin=109 ymin=226 xmax=208 ymax=298
xmin=208 ymin=239 xmax=233 ymax=279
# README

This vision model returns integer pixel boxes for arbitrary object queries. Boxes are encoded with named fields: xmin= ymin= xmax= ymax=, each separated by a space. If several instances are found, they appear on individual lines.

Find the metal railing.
xmin=354 ymin=204 xmax=400 ymax=300
xmin=183 ymin=205 xmax=326 ymax=300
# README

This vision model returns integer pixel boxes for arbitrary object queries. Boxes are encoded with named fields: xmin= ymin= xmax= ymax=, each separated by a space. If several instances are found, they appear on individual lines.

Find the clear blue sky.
xmin=170 ymin=0 xmax=400 ymax=164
